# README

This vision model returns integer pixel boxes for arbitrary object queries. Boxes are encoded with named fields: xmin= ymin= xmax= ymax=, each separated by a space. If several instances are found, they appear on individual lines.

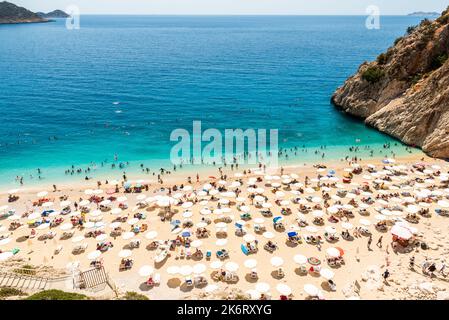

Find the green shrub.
xmin=0 ymin=287 xmax=27 ymax=299
xmin=406 ymin=25 xmax=417 ymax=34
xmin=122 ymin=291 xmax=149 ymax=300
xmin=430 ymin=53 xmax=448 ymax=70
xmin=362 ymin=66 xmax=385 ymax=84
xmin=25 ymin=290 xmax=88 ymax=300
xmin=394 ymin=36 xmax=403 ymax=46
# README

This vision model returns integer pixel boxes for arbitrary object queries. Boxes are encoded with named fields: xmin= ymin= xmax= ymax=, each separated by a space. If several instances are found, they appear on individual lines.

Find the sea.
xmin=0 ymin=15 xmax=426 ymax=188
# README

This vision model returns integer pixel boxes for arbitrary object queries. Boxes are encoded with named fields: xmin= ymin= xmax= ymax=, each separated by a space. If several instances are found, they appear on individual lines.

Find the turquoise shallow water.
xmin=0 ymin=15 xmax=425 ymax=187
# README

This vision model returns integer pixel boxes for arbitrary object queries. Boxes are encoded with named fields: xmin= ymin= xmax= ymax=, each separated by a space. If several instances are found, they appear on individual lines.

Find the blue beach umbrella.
xmin=182 ymin=231 xmax=191 ymax=238
xmin=287 ymin=231 xmax=298 ymax=237
xmin=235 ymin=223 xmax=243 ymax=229
xmin=273 ymin=216 xmax=283 ymax=223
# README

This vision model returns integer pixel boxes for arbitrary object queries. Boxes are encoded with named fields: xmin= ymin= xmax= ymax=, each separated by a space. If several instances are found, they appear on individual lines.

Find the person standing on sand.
xmin=382 ymin=269 xmax=390 ymax=283
xmin=196 ymin=174 xmax=199 ymax=183
xmin=376 ymin=236 xmax=383 ymax=248
xmin=367 ymin=235 xmax=372 ymax=251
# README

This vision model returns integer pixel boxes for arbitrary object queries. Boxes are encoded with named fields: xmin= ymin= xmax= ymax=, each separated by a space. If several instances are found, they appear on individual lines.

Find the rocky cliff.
xmin=36 ymin=10 xmax=69 ymax=19
xmin=332 ymin=7 xmax=449 ymax=159
xmin=0 ymin=1 xmax=48 ymax=24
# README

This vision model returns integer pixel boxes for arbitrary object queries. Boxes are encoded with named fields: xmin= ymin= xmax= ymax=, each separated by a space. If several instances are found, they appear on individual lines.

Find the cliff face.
xmin=0 ymin=1 xmax=47 ymax=24
xmin=332 ymin=7 xmax=449 ymax=159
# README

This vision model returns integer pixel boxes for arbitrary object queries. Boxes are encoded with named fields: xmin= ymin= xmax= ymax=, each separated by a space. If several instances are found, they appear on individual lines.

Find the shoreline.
xmin=0 ymin=148 xmax=428 ymax=195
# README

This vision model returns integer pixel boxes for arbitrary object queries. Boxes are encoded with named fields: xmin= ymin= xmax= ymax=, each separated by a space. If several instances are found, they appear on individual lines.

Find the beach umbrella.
xmin=276 ymin=284 xmax=292 ymax=296
xmin=95 ymin=234 xmax=108 ymax=241
xmin=193 ymin=264 xmax=206 ymax=275
xmin=200 ymin=208 xmax=211 ymax=215
xmin=325 ymin=226 xmax=337 ymax=234
xmin=305 ymin=226 xmax=318 ymax=233
xmin=270 ymin=256 xmax=284 ymax=267
xmin=90 ymin=210 xmax=102 ymax=217
xmin=304 ymin=284 xmax=319 ymax=296
xmin=87 ymin=250 xmax=101 ymax=260
xmin=255 ymin=282 xmax=270 ymax=293
xmin=243 ymin=234 xmax=256 ymax=243
xmin=0 ymin=252 xmax=14 ymax=261
xmin=244 ymin=259 xmax=258 ymax=269
xmin=72 ymin=236 xmax=85 ymax=243
xmin=0 ymin=238 xmax=11 ymax=246
xmin=60 ymin=200 xmax=71 ymax=207
xmin=127 ymin=218 xmax=139 ymax=225
xmin=391 ymin=225 xmax=413 ymax=240
xmin=111 ymin=208 xmax=122 ymax=215
xmin=7 ymin=214 xmax=20 ymax=221
xmin=215 ymin=222 xmax=227 ymax=228
xmin=263 ymin=232 xmax=275 ymax=239
xmin=0 ymin=205 xmax=9 ymax=212
xmin=109 ymin=222 xmax=121 ymax=229
xmin=182 ymin=211 xmax=192 ymax=218
xmin=341 ymin=222 xmax=353 ymax=230
xmin=326 ymin=247 xmax=341 ymax=258
xmin=359 ymin=219 xmax=371 ymax=226
xmin=327 ymin=206 xmax=340 ymax=214
xmin=246 ymin=290 xmax=261 ymax=300
xmin=42 ymin=202 xmax=54 ymax=208
xmin=118 ymin=249 xmax=132 ymax=258
xmin=254 ymin=218 xmax=265 ymax=224
xmin=375 ymin=214 xmax=387 ymax=221
xmin=139 ymin=265 xmax=154 ymax=277
xmin=216 ymin=239 xmax=228 ymax=246
xmin=182 ymin=202 xmax=193 ymax=209
xmin=37 ymin=223 xmax=50 ymax=230
xmin=205 ymin=284 xmax=219 ymax=293
xmin=312 ymin=210 xmax=324 ymax=217
xmin=79 ymin=200 xmax=90 ymax=207
xmin=225 ymin=262 xmax=239 ymax=272
xmin=438 ymin=200 xmax=449 ymax=208
xmin=190 ymin=240 xmax=203 ymax=248
xmin=262 ymin=202 xmax=273 ymax=209
xmin=122 ymin=232 xmax=135 ymax=240
xmin=117 ymin=196 xmax=128 ymax=202
xmin=210 ymin=261 xmax=223 ymax=269
xmin=37 ymin=191 xmax=48 ymax=198
xmin=320 ymin=268 xmax=335 ymax=280
xmin=179 ymin=265 xmax=193 ymax=276
xmin=293 ymin=254 xmax=307 ymax=265
xmin=167 ymin=266 xmax=180 ymax=275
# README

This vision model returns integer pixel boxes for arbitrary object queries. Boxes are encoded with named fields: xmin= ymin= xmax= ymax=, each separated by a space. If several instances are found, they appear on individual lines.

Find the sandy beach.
xmin=1 ymin=152 xmax=449 ymax=300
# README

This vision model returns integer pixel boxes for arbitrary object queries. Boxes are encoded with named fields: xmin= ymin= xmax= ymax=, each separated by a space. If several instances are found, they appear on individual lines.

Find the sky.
xmin=12 ymin=0 xmax=449 ymax=15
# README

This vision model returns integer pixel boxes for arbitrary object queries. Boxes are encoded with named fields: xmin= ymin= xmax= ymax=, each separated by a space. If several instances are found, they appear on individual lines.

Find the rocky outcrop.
xmin=332 ymin=7 xmax=449 ymax=159
xmin=0 ymin=1 xmax=48 ymax=24
xmin=36 ymin=10 xmax=69 ymax=19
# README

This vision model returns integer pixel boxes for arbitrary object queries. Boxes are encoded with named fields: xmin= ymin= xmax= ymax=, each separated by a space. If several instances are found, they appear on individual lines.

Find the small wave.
xmin=115 ymin=110 xmax=122 ymax=114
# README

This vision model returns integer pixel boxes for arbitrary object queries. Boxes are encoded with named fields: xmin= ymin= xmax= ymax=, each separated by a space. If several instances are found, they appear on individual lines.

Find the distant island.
xmin=36 ymin=10 xmax=69 ymax=19
xmin=407 ymin=11 xmax=440 ymax=16
xmin=0 ymin=1 xmax=67 ymax=25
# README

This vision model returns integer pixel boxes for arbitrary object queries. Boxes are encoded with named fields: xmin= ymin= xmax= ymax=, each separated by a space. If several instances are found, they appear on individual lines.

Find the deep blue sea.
xmin=0 ymin=15 xmax=425 ymax=187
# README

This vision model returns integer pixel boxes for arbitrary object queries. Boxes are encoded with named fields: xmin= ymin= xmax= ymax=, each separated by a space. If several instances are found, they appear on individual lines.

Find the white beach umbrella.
xmin=276 ymin=284 xmax=292 ymax=296
xmin=325 ymin=226 xmax=337 ymax=234
xmin=0 ymin=252 xmax=14 ymax=261
xmin=118 ymin=249 xmax=132 ymax=258
xmin=326 ymin=247 xmax=341 ymax=258
xmin=341 ymin=222 xmax=353 ymax=230
xmin=254 ymin=218 xmax=265 ymax=224
xmin=72 ymin=236 xmax=85 ymax=243
xmin=225 ymin=262 xmax=239 ymax=272
xmin=263 ymin=231 xmax=275 ymax=239
xmin=305 ymin=226 xmax=318 ymax=233
xmin=167 ymin=266 xmax=180 ymax=275
xmin=182 ymin=202 xmax=193 ymax=209
xmin=391 ymin=225 xmax=413 ymax=240
xmin=60 ymin=223 xmax=73 ymax=231
xmin=216 ymin=239 xmax=228 ymax=246
xmin=179 ymin=265 xmax=193 ymax=276
xmin=90 ymin=210 xmax=103 ymax=217
xmin=243 ymin=234 xmax=256 ymax=243
xmin=0 ymin=238 xmax=11 ymax=246
xmin=255 ymin=282 xmax=270 ymax=293
xmin=182 ymin=211 xmax=193 ymax=218
xmin=190 ymin=240 xmax=203 ymax=248
xmin=304 ymin=284 xmax=319 ymax=296
xmin=127 ymin=218 xmax=139 ymax=225
xmin=96 ymin=234 xmax=108 ymax=241
xmin=210 ymin=261 xmax=223 ymax=269
xmin=270 ymin=256 xmax=284 ymax=267
xmin=139 ymin=265 xmax=154 ymax=277
xmin=438 ymin=200 xmax=449 ymax=208
xmin=293 ymin=254 xmax=308 ymax=265
xmin=320 ymin=268 xmax=335 ymax=280
xmin=37 ymin=191 xmax=48 ymax=198
xmin=244 ymin=259 xmax=258 ymax=269
xmin=246 ymin=290 xmax=261 ymax=300
xmin=42 ymin=201 xmax=54 ymax=208
xmin=205 ymin=284 xmax=219 ymax=293
xmin=111 ymin=208 xmax=122 ymax=215
xmin=87 ymin=250 xmax=101 ymax=260
xmin=79 ymin=200 xmax=90 ymax=207
xmin=37 ymin=223 xmax=50 ymax=230
xmin=60 ymin=200 xmax=71 ymax=207
xmin=193 ymin=263 xmax=207 ymax=275
xmin=200 ymin=208 xmax=211 ymax=215
xmin=122 ymin=231 xmax=135 ymax=240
